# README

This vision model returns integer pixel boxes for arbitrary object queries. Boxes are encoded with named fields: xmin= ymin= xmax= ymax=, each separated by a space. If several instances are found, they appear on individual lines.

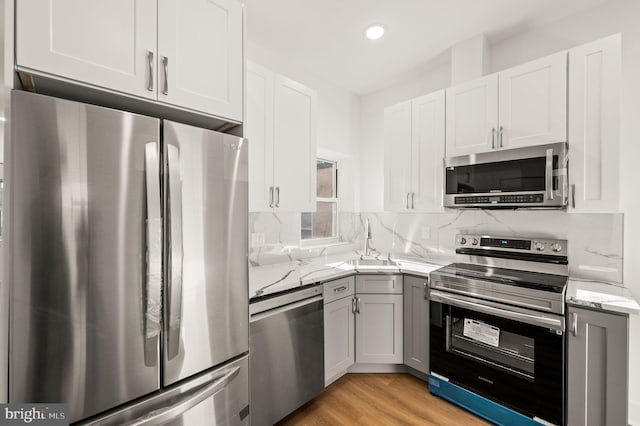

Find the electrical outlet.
xmin=421 ymin=226 xmax=431 ymax=240
xmin=251 ymin=233 xmax=265 ymax=248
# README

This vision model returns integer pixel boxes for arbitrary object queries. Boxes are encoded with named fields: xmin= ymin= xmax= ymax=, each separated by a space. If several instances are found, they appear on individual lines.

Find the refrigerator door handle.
xmin=144 ymin=143 xmax=162 ymax=342
xmin=124 ymin=366 xmax=241 ymax=426
xmin=167 ymin=144 xmax=183 ymax=359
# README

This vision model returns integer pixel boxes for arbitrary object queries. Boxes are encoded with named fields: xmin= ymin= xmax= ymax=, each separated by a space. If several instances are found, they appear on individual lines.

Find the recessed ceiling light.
xmin=365 ymin=24 xmax=385 ymax=40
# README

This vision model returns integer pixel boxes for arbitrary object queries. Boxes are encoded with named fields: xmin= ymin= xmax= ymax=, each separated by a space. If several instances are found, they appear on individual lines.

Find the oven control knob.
xmin=471 ymin=238 xmax=479 ymax=246
xmin=534 ymin=241 xmax=546 ymax=251
xmin=550 ymin=243 xmax=562 ymax=252
xmin=458 ymin=237 xmax=467 ymax=245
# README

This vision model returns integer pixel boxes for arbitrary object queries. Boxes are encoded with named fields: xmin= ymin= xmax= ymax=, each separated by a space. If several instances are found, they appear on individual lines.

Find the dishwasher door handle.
xmin=250 ymin=295 xmax=323 ymax=322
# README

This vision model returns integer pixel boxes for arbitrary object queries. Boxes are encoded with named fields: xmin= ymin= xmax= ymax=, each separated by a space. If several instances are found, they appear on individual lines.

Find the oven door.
xmin=430 ymin=290 xmax=564 ymax=425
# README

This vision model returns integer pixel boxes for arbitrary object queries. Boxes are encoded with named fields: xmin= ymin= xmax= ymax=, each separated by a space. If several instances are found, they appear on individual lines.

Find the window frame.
xmin=300 ymin=158 xmax=339 ymax=245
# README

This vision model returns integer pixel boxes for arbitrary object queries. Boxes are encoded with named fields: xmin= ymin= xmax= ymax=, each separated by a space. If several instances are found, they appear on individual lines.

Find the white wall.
xmin=359 ymin=55 xmax=451 ymax=211
xmin=246 ymin=40 xmax=362 ymax=211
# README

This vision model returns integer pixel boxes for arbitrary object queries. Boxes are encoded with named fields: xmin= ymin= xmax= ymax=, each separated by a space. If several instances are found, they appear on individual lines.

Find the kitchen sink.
xmin=346 ymin=258 xmax=398 ymax=267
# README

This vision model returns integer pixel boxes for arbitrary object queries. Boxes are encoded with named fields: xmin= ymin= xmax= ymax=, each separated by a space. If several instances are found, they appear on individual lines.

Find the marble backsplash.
xmin=249 ymin=210 xmax=624 ymax=285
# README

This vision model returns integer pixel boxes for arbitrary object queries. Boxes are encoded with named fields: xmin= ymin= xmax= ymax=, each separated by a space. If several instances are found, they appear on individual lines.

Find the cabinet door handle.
xmin=491 ymin=127 xmax=496 ymax=149
xmin=571 ymin=184 xmax=576 ymax=209
xmin=411 ymin=192 xmax=415 ymax=209
xmin=356 ymin=297 xmax=361 ymax=314
xmin=146 ymin=51 xmax=154 ymax=91
xmin=275 ymin=186 xmax=280 ymax=208
xmin=406 ymin=192 xmax=410 ymax=209
xmin=269 ymin=187 xmax=274 ymax=208
xmin=334 ymin=286 xmax=347 ymax=293
xmin=499 ymin=126 xmax=504 ymax=148
xmin=162 ymin=56 xmax=169 ymax=95
xmin=352 ymin=297 xmax=357 ymax=314
xmin=423 ymin=282 xmax=428 ymax=300
xmin=571 ymin=312 xmax=578 ymax=336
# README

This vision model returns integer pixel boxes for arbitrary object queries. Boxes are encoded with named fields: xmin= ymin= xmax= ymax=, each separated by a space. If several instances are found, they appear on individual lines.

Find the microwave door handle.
xmin=429 ymin=290 xmax=564 ymax=332
xmin=167 ymin=144 xmax=183 ymax=360
xmin=545 ymin=148 xmax=553 ymax=200
xmin=144 ymin=143 xmax=162 ymax=346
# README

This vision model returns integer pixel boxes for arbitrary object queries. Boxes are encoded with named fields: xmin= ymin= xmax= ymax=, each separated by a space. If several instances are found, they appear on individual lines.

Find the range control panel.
xmin=455 ymin=234 xmax=568 ymax=257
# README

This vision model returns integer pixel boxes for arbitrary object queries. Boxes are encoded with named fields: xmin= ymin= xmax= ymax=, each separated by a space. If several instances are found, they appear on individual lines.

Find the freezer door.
xmin=163 ymin=120 xmax=248 ymax=385
xmin=8 ymin=91 xmax=161 ymax=422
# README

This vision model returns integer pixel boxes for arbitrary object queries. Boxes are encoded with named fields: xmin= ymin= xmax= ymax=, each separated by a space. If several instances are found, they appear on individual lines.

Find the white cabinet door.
xmin=445 ymin=74 xmax=498 ymax=157
xmin=384 ymin=101 xmax=412 ymax=211
xmin=403 ymin=276 xmax=429 ymax=374
xmin=568 ymin=34 xmax=621 ymax=213
xmin=246 ymin=62 xmax=275 ymax=212
xmin=158 ymin=0 xmax=243 ymax=121
xmin=16 ymin=0 xmax=157 ymax=99
xmin=272 ymin=74 xmax=318 ymax=212
xmin=411 ymin=91 xmax=445 ymax=212
xmin=498 ymin=51 xmax=567 ymax=149
xmin=355 ymin=294 xmax=403 ymax=364
xmin=324 ymin=296 xmax=355 ymax=386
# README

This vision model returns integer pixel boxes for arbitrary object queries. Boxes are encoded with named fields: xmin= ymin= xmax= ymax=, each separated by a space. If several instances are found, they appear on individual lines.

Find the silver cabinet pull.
xmin=571 ymin=184 xmax=576 ymax=208
xmin=545 ymin=148 xmax=554 ymax=200
xmin=491 ymin=127 xmax=496 ymax=149
xmin=571 ymin=312 xmax=578 ymax=336
xmin=124 ymin=367 xmax=240 ymax=426
xmin=146 ymin=51 xmax=154 ymax=92
xmin=406 ymin=192 xmax=410 ymax=209
xmin=334 ymin=286 xmax=347 ymax=293
xmin=269 ymin=186 xmax=274 ymax=208
xmin=352 ymin=297 xmax=357 ymax=314
xmin=275 ymin=186 xmax=280 ymax=208
xmin=162 ymin=56 xmax=169 ymax=95
xmin=144 ymin=143 xmax=162 ymax=343
xmin=167 ymin=144 xmax=183 ymax=359
xmin=356 ymin=297 xmax=361 ymax=314
xmin=423 ymin=282 xmax=428 ymax=300
xmin=411 ymin=192 xmax=415 ymax=209
xmin=499 ymin=125 xmax=504 ymax=148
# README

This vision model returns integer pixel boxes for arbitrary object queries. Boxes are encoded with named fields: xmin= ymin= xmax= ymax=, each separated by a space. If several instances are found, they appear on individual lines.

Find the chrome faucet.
xmin=364 ymin=219 xmax=377 ymax=257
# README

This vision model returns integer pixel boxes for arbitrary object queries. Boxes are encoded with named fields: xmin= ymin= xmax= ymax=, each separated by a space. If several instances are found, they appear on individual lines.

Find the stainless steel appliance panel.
xmin=9 ymin=90 xmax=161 ymax=422
xmin=163 ymin=121 xmax=248 ymax=386
xmin=250 ymin=293 xmax=324 ymax=426
xmin=79 ymin=356 xmax=250 ymax=426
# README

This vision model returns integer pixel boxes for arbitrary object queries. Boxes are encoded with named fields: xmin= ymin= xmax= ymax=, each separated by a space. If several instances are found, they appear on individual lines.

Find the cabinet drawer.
xmin=323 ymin=276 xmax=355 ymax=304
xmin=356 ymin=275 xmax=403 ymax=294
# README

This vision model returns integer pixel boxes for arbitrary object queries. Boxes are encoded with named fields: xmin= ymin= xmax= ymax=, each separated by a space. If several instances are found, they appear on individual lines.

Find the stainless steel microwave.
xmin=443 ymin=143 xmax=567 ymax=208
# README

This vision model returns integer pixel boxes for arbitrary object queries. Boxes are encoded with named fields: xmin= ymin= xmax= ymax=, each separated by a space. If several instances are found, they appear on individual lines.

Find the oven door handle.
xmin=430 ymin=290 xmax=564 ymax=332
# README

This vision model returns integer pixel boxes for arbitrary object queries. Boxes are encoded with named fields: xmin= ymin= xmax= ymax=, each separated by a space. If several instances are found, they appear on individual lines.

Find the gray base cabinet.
xmin=567 ymin=306 xmax=628 ymax=426
xmin=403 ymin=275 xmax=429 ymax=374
xmin=323 ymin=276 xmax=356 ymax=385
xmin=355 ymin=275 xmax=403 ymax=364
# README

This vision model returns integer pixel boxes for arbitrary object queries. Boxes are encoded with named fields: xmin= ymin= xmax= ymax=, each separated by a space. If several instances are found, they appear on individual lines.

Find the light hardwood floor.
xmin=277 ymin=373 xmax=491 ymax=425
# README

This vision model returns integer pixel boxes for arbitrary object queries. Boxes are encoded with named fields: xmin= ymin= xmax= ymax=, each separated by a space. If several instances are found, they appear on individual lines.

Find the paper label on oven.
xmin=463 ymin=319 xmax=500 ymax=347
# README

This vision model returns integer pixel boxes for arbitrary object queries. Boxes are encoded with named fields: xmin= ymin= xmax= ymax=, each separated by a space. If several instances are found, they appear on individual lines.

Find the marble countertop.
xmin=566 ymin=279 xmax=639 ymax=315
xmin=249 ymin=256 xmax=443 ymax=300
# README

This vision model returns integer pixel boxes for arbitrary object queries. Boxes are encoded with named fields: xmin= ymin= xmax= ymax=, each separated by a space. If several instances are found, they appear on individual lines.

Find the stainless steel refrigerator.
xmin=7 ymin=90 xmax=249 ymax=424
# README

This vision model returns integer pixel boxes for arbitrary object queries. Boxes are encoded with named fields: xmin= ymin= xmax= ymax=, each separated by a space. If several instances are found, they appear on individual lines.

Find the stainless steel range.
xmin=429 ymin=234 xmax=568 ymax=426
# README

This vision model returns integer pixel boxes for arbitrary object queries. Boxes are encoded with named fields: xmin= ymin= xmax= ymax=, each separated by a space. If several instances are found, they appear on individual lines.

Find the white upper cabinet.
xmin=158 ymin=0 xmax=243 ymax=121
xmin=568 ymin=34 xmax=621 ymax=213
xmin=246 ymin=61 xmax=318 ymax=212
xmin=16 ymin=0 xmax=243 ymax=121
xmin=384 ymin=90 xmax=445 ymax=212
xmin=498 ymin=51 xmax=567 ymax=149
xmin=445 ymin=74 xmax=498 ymax=157
xmin=16 ymin=0 xmax=158 ymax=100
xmin=446 ymin=52 xmax=567 ymax=156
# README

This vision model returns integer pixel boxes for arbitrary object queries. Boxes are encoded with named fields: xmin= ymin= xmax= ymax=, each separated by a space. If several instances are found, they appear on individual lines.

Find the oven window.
xmin=445 ymin=156 xmax=558 ymax=194
xmin=448 ymin=314 xmax=535 ymax=380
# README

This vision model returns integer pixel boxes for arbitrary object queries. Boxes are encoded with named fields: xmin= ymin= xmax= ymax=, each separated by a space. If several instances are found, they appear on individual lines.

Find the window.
xmin=301 ymin=159 xmax=338 ymax=242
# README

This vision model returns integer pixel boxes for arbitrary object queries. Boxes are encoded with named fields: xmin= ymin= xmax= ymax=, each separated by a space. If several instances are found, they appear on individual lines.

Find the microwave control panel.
xmin=454 ymin=194 xmax=545 ymax=205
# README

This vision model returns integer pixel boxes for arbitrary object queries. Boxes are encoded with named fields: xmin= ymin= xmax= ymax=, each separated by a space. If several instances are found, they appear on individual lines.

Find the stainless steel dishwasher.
xmin=249 ymin=285 xmax=324 ymax=426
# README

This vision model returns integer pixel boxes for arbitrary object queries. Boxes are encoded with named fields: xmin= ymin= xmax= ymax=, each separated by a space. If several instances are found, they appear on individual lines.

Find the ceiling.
xmin=243 ymin=0 xmax=611 ymax=95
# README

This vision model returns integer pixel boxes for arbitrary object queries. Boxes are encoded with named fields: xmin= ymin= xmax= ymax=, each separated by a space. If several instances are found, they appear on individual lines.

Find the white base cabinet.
xmin=323 ymin=277 xmax=355 ymax=386
xmin=567 ymin=306 xmax=628 ymax=426
xmin=403 ymin=276 xmax=429 ymax=374
xmin=354 ymin=275 xmax=403 ymax=364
